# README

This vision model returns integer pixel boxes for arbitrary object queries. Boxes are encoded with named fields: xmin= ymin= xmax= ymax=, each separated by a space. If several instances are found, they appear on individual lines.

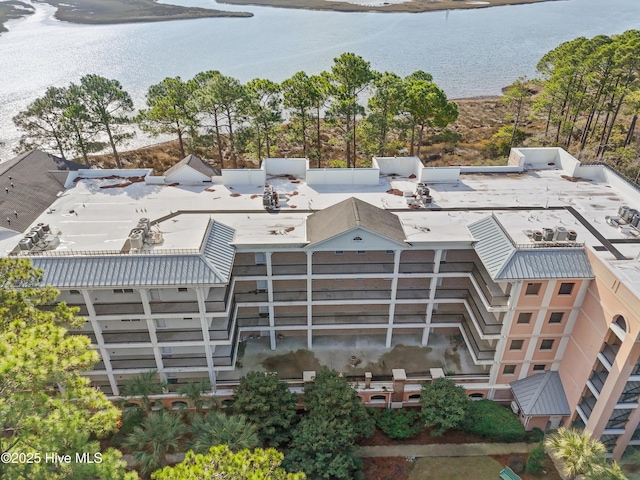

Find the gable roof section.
xmin=306 ymin=197 xmax=406 ymax=246
xmin=0 ymin=150 xmax=85 ymax=233
xmin=30 ymin=220 xmax=235 ymax=288
xmin=467 ymin=215 xmax=515 ymax=278
xmin=164 ymin=155 xmax=220 ymax=178
xmin=468 ymin=215 xmax=593 ymax=280
xmin=500 ymin=249 xmax=593 ymax=280
xmin=510 ymin=371 xmax=571 ymax=417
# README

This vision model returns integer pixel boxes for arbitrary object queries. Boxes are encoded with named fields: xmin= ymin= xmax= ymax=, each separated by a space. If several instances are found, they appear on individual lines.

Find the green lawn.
xmin=409 ymin=456 xmax=503 ymax=480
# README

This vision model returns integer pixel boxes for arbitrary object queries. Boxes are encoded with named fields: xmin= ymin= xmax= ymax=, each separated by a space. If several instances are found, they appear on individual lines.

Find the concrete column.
xmin=307 ymin=251 xmax=313 ymax=349
xmin=392 ymin=369 xmax=407 ymax=407
xmin=139 ymin=288 xmax=165 ymax=382
xmin=196 ymin=287 xmax=216 ymax=388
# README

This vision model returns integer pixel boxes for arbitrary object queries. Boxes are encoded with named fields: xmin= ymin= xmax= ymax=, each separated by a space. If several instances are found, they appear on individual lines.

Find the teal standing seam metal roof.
xmin=468 ymin=216 xmax=593 ymax=280
xmin=30 ymin=220 xmax=235 ymax=288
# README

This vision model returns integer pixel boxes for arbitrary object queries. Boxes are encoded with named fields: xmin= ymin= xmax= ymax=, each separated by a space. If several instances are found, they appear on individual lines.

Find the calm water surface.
xmin=1 ymin=0 xmax=639 ymax=159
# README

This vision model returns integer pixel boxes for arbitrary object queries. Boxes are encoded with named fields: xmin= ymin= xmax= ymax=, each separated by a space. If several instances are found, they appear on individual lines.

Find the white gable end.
xmin=165 ymin=164 xmax=211 ymax=185
xmin=306 ymin=226 xmax=406 ymax=251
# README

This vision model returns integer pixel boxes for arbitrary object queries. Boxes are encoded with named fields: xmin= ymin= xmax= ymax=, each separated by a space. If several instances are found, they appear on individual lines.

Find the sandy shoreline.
xmin=0 ymin=1 xmax=35 ymax=33
xmin=218 ymin=0 xmax=561 ymax=14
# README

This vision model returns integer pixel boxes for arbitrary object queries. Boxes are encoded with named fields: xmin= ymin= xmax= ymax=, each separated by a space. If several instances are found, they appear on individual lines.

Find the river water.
xmin=1 ymin=0 xmax=639 ymax=160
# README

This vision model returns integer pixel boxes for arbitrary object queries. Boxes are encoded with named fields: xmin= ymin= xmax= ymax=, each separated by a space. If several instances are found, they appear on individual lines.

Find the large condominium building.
xmin=2 ymin=148 xmax=640 ymax=458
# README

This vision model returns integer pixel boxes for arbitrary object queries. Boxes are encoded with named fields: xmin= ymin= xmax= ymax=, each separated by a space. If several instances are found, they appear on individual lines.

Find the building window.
xmin=517 ymin=312 xmax=532 ymax=324
xmin=558 ymin=282 xmax=575 ymax=295
xmin=386 ymin=250 xmax=394 ymax=254
xmin=613 ymin=315 xmax=627 ymax=333
xmin=357 ymin=250 xmax=366 ymax=254
xmin=549 ymin=312 xmax=564 ymax=324
xmin=335 ymin=250 xmax=343 ymax=255
xmin=525 ymin=283 xmax=541 ymax=295
xmin=69 ymin=289 xmax=81 ymax=295
xmin=540 ymin=339 xmax=554 ymax=350
xmin=178 ymin=287 xmax=188 ymax=292
xmin=510 ymin=339 xmax=524 ymax=351
xmin=533 ymin=364 xmax=546 ymax=371
xmin=352 ymin=236 xmax=363 ymax=242
xmin=113 ymin=288 xmax=134 ymax=294
xmin=503 ymin=365 xmax=516 ymax=375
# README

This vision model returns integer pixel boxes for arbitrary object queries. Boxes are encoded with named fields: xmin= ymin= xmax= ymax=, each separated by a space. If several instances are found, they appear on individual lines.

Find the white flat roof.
xmin=3 ymin=150 xmax=640 ymax=295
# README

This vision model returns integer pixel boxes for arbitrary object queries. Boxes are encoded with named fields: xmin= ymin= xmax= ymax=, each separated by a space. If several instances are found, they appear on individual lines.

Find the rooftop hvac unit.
xmin=554 ymin=226 xmax=569 ymax=241
xmin=568 ymin=230 xmax=578 ymax=241
xmin=18 ymin=238 xmax=33 ymax=251
xmin=510 ymin=401 xmax=520 ymax=415
xmin=606 ymin=216 xmax=620 ymax=227
xmin=632 ymin=214 xmax=640 ymax=228
xmin=543 ymin=227 xmax=554 ymax=242
xmin=626 ymin=208 xmax=639 ymax=222
xmin=30 ymin=225 xmax=44 ymax=239
xmin=25 ymin=231 xmax=39 ymax=244
xmin=136 ymin=222 xmax=149 ymax=235
xmin=619 ymin=205 xmax=630 ymax=218
xmin=533 ymin=230 xmax=543 ymax=241
xmin=129 ymin=231 xmax=144 ymax=249
xmin=36 ymin=223 xmax=50 ymax=233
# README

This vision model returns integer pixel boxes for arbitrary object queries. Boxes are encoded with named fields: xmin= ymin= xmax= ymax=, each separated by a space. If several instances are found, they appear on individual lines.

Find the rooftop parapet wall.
xmin=65 ymin=168 xmax=153 ymax=189
xmin=262 ymin=158 xmax=309 ymax=179
xmin=307 ymin=168 xmax=379 ymax=185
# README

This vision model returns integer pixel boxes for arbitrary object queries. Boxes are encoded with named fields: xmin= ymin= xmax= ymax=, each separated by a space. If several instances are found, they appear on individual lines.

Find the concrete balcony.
xmin=312 ymin=263 xmax=394 ymax=275
xmin=204 ymin=301 xmax=226 ymax=312
xmin=111 ymin=357 xmax=157 ymax=369
xmin=232 ymin=265 xmax=267 ymax=276
xmin=156 ymin=330 xmax=205 ymax=342
xmin=395 ymin=288 xmax=430 ymax=300
xmin=312 ymin=314 xmax=389 ymax=325
xmin=588 ymin=370 xmax=608 ymax=395
xmin=235 ymin=292 xmax=269 ymax=303
xmin=149 ymin=302 xmax=199 ymax=315
xmin=163 ymin=355 xmax=208 ymax=368
xmin=312 ymin=289 xmax=392 ymax=301
xmin=398 ymin=262 xmax=434 ymax=274
xmin=209 ymin=329 xmax=231 ymax=340
xmin=93 ymin=302 xmax=145 ymax=316
xmin=237 ymin=316 xmax=269 ymax=328
xmin=439 ymin=262 xmax=474 ymax=273
xmin=471 ymin=265 xmax=509 ymax=307
xmin=274 ymin=316 xmax=308 ymax=326
xmin=273 ymin=291 xmax=307 ymax=302
xmin=459 ymin=318 xmax=496 ymax=362
xmin=102 ymin=331 xmax=151 ymax=343
xmin=272 ymin=264 xmax=307 ymax=275
xmin=599 ymin=344 xmax=620 ymax=370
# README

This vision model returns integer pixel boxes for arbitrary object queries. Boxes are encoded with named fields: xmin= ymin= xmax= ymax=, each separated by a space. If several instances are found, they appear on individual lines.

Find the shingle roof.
xmin=468 ymin=215 xmax=593 ymax=280
xmin=0 ymin=150 xmax=85 ymax=233
xmin=306 ymin=197 xmax=406 ymax=246
xmin=164 ymin=155 xmax=220 ymax=178
xmin=510 ymin=371 xmax=571 ymax=417
xmin=30 ymin=220 xmax=235 ymax=288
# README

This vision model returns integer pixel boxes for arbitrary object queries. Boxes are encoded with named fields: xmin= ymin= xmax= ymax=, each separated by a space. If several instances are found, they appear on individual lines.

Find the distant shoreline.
xmin=217 ymin=0 xmax=560 ymax=14
xmin=0 ymin=0 xmax=251 ymax=34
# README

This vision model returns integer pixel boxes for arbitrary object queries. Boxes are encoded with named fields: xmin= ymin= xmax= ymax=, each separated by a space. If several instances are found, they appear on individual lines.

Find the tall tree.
xmin=12 ymin=86 xmax=70 ymax=158
xmin=286 ymin=369 xmax=374 ymax=479
xmin=151 ymin=445 xmax=305 ymax=480
xmin=367 ymin=72 xmax=405 ymax=155
xmin=544 ymin=427 xmax=607 ymax=480
xmin=138 ymin=76 xmax=199 ymax=158
xmin=0 ymin=258 xmax=134 ymax=479
xmin=193 ymin=70 xmax=227 ymax=168
xmin=326 ymin=53 xmax=377 ymax=167
xmin=503 ymin=77 xmax=532 ymax=147
xmin=282 ymin=71 xmax=316 ymax=158
xmin=403 ymin=77 xmax=458 ymax=157
xmin=74 ymin=74 xmax=135 ymax=168
xmin=232 ymin=371 xmax=298 ymax=448
xmin=308 ymin=74 xmax=330 ymax=167
xmin=245 ymin=78 xmax=282 ymax=159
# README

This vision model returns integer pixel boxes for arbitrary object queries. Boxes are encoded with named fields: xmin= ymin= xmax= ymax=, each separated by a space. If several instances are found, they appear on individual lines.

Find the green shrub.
xmin=526 ymin=427 xmax=545 ymax=444
xmin=525 ymin=442 xmax=546 ymax=475
xmin=375 ymin=409 xmax=423 ymax=440
xmin=460 ymin=400 xmax=525 ymax=442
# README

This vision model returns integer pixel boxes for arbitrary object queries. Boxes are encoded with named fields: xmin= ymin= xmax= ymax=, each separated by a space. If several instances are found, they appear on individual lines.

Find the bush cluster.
xmin=373 ymin=409 xmax=423 ymax=440
xmin=525 ymin=442 xmax=546 ymax=475
xmin=460 ymin=400 xmax=525 ymax=442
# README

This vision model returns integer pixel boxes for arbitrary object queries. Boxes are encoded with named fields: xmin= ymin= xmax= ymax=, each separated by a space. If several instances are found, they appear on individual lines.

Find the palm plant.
xmin=123 ymin=410 xmax=186 ymax=476
xmin=544 ymin=427 xmax=607 ymax=479
xmin=602 ymin=461 xmax=628 ymax=480
xmin=188 ymin=411 xmax=259 ymax=454
xmin=121 ymin=370 xmax=167 ymax=412
xmin=177 ymin=380 xmax=215 ymax=415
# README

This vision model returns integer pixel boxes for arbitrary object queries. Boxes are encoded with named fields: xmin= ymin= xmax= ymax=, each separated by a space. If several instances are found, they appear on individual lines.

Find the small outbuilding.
xmin=510 ymin=371 xmax=571 ymax=432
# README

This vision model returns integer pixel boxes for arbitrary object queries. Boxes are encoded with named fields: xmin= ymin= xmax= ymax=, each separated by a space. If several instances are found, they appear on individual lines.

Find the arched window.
xmin=408 ymin=394 xmax=421 ymax=402
xmin=370 ymin=395 xmax=386 ymax=404
xmin=171 ymin=401 xmax=188 ymax=410
xmin=352 ymin=236 xmax=363 ymax=242
xmin=469 ymin=393 xmax=484 ymax=400
xmin=614 ymin=315 xmax=627 ymax=333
